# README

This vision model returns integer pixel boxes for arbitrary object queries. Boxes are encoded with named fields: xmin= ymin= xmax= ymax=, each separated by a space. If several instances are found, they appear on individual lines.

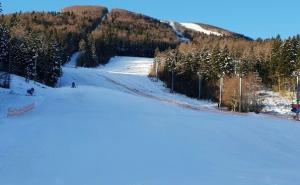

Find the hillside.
xmin=62 ymin=5 xmax=108 ymax=15
xmin=90 ymin=8 xmax=180 ymax=63
xmin=167 ymin=21 xmax=252 ymax=42
xmin=1 ymin=5 xmax=108 ymax=61
xmin=1 ymin=56 xmax=300 ymax=185
xmin=0 ymin=5 xmax=253 ymax=75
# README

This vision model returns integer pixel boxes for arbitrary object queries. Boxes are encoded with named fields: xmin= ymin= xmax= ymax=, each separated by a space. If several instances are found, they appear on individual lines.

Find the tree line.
xmin=153 ymin=35 xmax=300 ymax=112
xmin=0 ymin=5 xmax=108 ymax=87
xmin=80 ymin=9 xmax=180 ymax=65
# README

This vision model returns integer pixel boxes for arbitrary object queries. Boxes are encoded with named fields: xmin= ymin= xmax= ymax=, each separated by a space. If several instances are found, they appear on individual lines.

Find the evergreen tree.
xmin=23 ymin=32 xmax=40 ymax=81
xmin=0 ymin=3 xmax=11 ymax=88
xmin=77 ymin=37 xmax=98 ymax=67
xmin=220 ymin=47 xmax=235 ymax=75
xmin=297 ymin=39 xmax=300 ymax=70
xmin=269 ymin=36 xmax=282 ymax=85
xmin=0 ymin=24 xmax=9 ymax=72
xmin=280 ymin=38 xmax=298 ymax=77
xmin=9 ymin=38 xmax=24 ymax=75
xmin=198 ymin=48 xmax=211 ymax=79
xmin=43 ymin=37 xmax=62 ymax=86
xmin=211 ymin=45 xmax=221 ymax=77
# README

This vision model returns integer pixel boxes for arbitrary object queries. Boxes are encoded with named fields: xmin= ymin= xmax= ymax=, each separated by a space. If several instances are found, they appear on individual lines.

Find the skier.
xmin=71 ymin=82 xmax=76 ymax=88
xmin=27 ymin=87 xmax=35 ymax=96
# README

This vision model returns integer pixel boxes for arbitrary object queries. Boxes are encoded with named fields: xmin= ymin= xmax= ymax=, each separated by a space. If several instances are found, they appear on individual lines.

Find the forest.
xmin=153 ymin=34 xmax=300 ymax=112
xmin=1 ymin=3 xmax=300 ymax=112
xmin=0 ymin=4 xmax=108 ymax=86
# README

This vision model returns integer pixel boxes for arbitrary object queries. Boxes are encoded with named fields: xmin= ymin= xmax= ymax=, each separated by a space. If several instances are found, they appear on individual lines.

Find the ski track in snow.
xmin=1 ymin=56 xmax=300 ymax=185
xmin=61 ymin=56 xmax=216 ymax=113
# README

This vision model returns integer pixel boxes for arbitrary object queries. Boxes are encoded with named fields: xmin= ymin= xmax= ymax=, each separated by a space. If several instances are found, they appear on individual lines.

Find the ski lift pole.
xmin=239 ymin=74 xmax=242 ymax=112
xmin=219 ymin=74 xmax=224 ymax=107
xmin=197 ymin=72 xmax=202 ymax=100
xmin=297 ymin=75 xmax=299 ymax=120
xmin=171 ymin=70 xmax=174 ymax=93
xmin=155 ymin=60 xmax=159 ymax=82
xmin=292 ymin=71 xmax=300 ymax=121
xmin=154 ymin=57 xmax=159 ymax=82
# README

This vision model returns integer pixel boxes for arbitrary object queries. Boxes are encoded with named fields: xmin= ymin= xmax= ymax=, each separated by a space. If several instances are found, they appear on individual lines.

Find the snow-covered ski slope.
xmin=1 ymin=56 xmax=300 ymax=185
xmin=168 ymin=21 xmax=190 ymax=43
xmin=61 ymin=56 xmax=216 ymax=110
xmin=181 ymin=23 xmax=222 ymax=36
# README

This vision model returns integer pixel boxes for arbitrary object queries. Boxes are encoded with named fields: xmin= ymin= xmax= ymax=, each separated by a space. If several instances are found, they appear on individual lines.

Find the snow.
xmin=168 ymin=21 xmax=190 ymax=43
xmin=61 ymin=56 xmax=216 ymax=110
xmin=64 ymin=51 xmax=81 ymax=68
xmin=181 ymin=23 xmax=222 ymax=36
xmin=1 ymin=56 xmax=300 ymax=185
xmin=260 ymin=90 xmax=294 ymax=117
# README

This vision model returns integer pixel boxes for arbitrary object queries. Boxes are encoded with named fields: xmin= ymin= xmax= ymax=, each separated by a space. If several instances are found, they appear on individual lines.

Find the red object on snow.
xmin=292 ymin=104 xmax=299 ymax=109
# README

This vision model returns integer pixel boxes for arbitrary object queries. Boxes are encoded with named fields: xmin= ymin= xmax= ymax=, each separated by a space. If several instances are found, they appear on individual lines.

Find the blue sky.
xmin=2 ymin=0 xmax=299 ymax=39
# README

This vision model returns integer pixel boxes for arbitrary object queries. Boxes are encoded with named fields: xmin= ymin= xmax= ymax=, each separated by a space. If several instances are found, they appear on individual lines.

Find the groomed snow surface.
xmin=180 ymin=23 xmax=222 ymax=36
xmin=1 ymin=56 xmax=300 ymax=185
xmin=168 ymin=21 xmax=190 ymax=43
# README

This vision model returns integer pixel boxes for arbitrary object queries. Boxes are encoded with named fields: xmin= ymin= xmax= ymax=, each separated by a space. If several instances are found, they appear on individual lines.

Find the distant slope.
xmin=180 ymin=23 xmax=223 ymax=36
xmin=196 ymin=22 xmax=252 ymax=40
xmin=168 ymin=21 xmax=252 ymax=41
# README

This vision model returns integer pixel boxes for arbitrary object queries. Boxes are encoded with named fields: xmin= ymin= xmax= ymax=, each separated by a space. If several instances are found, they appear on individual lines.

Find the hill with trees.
xmin=87 ymin=9 xmax=180 ymax=65
xmin=1 ymin=3 xmax=300 ymax=108
xmin=0 ymin=5 xmax=108 ymax=86
xmin=153 ymin=34 xmax=300 ymax=112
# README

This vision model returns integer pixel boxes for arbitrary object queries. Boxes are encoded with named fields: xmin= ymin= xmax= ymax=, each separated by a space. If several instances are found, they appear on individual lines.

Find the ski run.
xmin=0 ymin=56 xmax=300 ymax=185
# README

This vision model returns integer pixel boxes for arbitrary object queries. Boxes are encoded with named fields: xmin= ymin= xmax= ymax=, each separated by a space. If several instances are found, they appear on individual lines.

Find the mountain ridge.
xmin=62 ymin=5 xmax=251 ymax=41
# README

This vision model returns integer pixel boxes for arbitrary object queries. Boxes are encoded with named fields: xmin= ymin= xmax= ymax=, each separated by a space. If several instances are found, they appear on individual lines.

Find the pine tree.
xmin=0 ymin=25 xmax=9 ymax=72
xmin=0 ymin=3 xmax=11 ymax=88
xmin=297 ymin=38 xmax=300 ymax=70
xmin=52 ymin=38 xmax=63 ymax=80
xmin=269 ymin=36 xmax=283 ymax=86
xmin=78 ymin=36 xmax=98 ymax=67
xmin=23 ymin=44 xmax=35 ymax=82
xmin=198 ymin=48 xmax=211 ymax=79
xmin=43 ymin=37 xmax=62 ymax=86
xmin=23 ymin=32 xmax=39 ymax=81
xmin=166 ymin=48 xmax=180 ymax=72
xmin=211 ymin=45 xmax=221 ymax=77
xmin=221 ymin=47 xmax=235 ymax=75
xmin=280 ymin=38 xmax=297 ymax=77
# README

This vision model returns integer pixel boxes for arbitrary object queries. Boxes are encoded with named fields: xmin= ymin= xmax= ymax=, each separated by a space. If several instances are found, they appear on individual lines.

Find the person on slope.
xmin=27 ymin=87 xmax=35 ymax=96
xmin=71 ymin=82 xmax=76 ymax=88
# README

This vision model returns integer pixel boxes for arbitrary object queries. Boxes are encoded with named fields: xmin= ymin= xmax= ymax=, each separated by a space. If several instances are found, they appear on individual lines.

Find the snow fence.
xmin=7 ymin=103 xmax=35 ymax=117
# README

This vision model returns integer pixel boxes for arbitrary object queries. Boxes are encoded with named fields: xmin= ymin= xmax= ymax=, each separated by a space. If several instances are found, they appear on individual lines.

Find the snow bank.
xmin=181 ymin=23 xmax=222 ymax=36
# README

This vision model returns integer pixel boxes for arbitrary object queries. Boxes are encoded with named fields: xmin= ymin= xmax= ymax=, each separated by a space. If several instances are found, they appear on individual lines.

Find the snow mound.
xmin=181 ymin=23 xmax=222 ymax=36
